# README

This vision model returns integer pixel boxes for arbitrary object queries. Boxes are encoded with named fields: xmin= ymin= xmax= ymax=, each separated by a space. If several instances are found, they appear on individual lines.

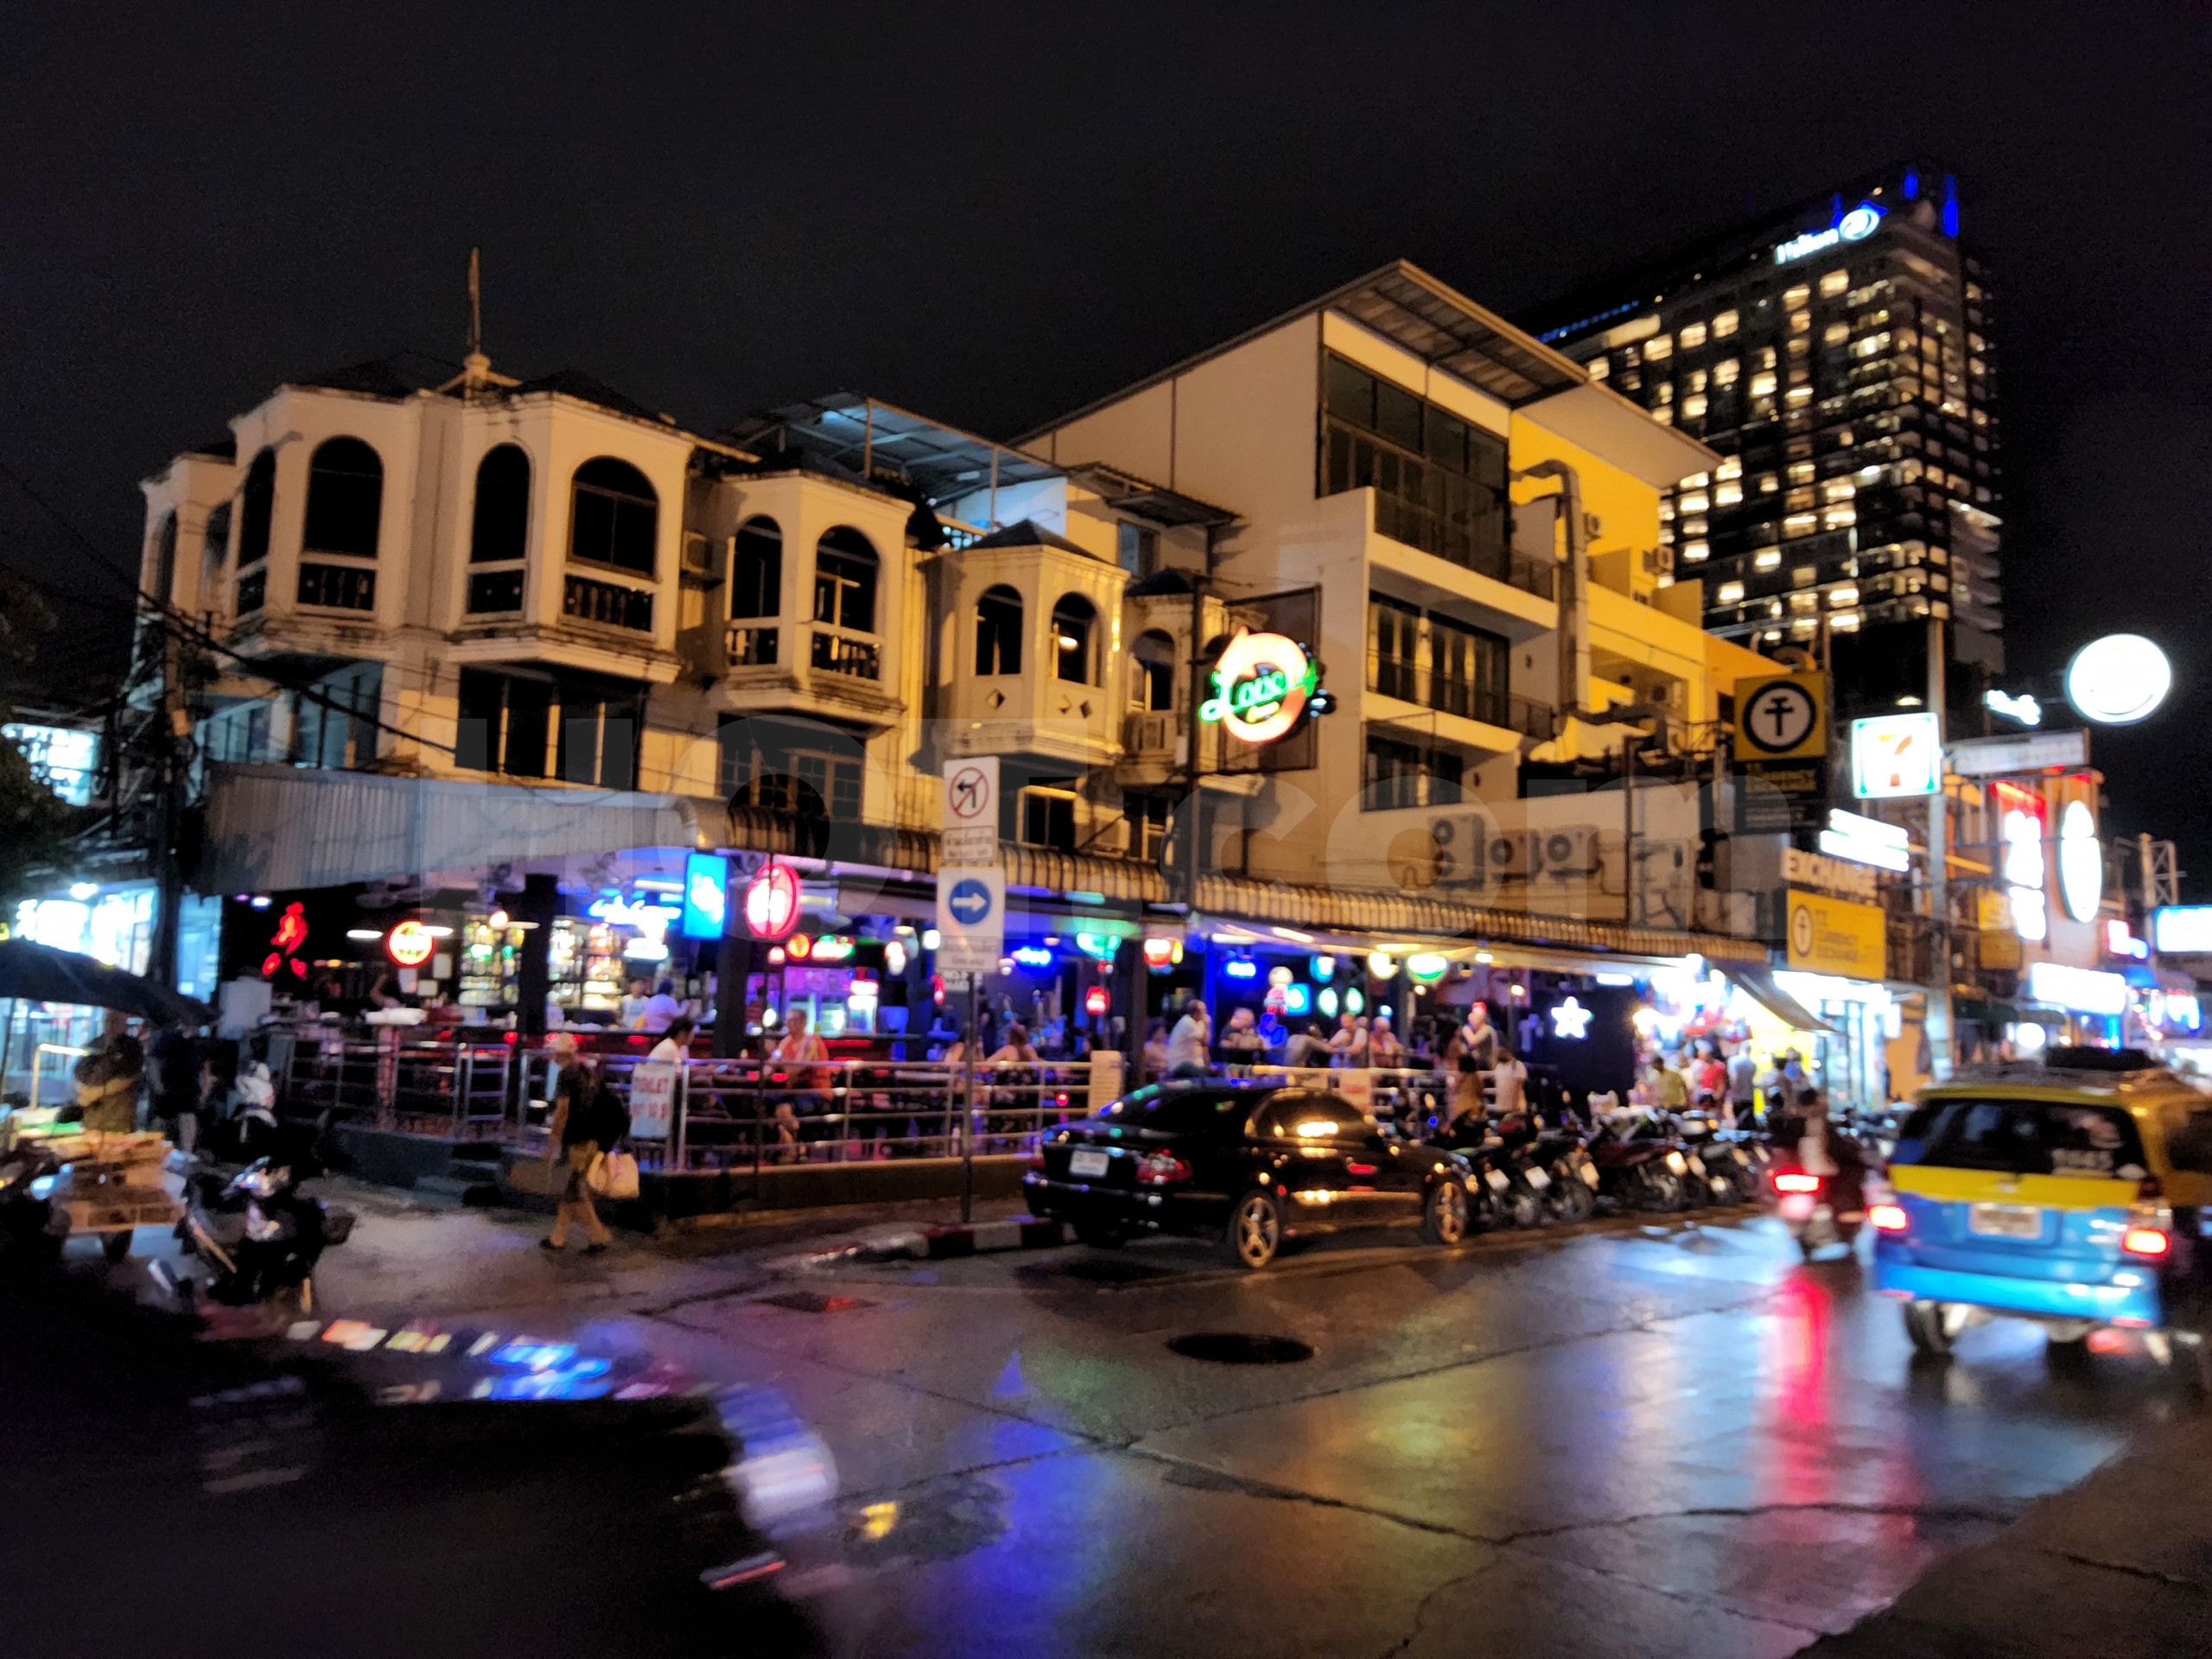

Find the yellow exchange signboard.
xmin=1784 ymin=888 xmax=1887 ymax=980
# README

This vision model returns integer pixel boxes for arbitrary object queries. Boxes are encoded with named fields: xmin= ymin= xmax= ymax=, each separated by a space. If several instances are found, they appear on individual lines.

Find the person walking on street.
xmin=73 ymin=1011 xmax=144 ymax=1135
xmin=542 ymin=1043 xmax=614 ymax=1253
xmin=1165 ymin=998 xmax=1211 ymax=1077
xmin=146 ymin=1018 xmax=205 ymax=1154
xmin=1725 ymin=1042 xmax=1758 ymax=1129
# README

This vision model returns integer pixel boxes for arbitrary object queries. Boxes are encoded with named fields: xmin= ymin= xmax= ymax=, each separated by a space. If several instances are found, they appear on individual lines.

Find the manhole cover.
xmin=1166 ymin=1332 xmax=1314 ymax=1365
xmin=758 ymin=1290 xmax=874 ymax=1314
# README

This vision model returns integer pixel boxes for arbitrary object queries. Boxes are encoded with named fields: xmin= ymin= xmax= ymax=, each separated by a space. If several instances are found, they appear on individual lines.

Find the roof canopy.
xmin=730 ymin=393 xmax=1060 ymax=508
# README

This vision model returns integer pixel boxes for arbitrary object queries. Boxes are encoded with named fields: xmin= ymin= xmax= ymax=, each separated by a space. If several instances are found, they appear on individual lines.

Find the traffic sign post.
xmin=939 ymin=760 xmax=1005 ymax=1222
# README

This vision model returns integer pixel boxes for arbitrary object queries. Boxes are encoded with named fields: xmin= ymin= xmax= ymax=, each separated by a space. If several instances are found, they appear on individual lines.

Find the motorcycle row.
xmin=1407 ymin=1096 xmax=1896 ymax=1255
xmin=0 ymin=1103 xmax=353 ymax=1312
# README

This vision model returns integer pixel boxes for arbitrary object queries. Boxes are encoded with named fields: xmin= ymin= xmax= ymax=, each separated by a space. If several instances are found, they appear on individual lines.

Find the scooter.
xmin=1675 ymin=1109 xmax=1767 ymax=1205
xmin=1491 ymin=1109 xmax=1600 ymax=1224
xmin=1585 ymin=1110 xmax=1694 ymax=1212
xmin=177 ymin=1156 xmax=354 ymax=1311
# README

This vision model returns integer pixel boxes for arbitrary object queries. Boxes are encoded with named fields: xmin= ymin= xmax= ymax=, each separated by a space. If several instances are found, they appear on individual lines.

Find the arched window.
xmin=569 ymin=457 xmax=658 ymax=575
xmin=302 ymin=437 xmax=385 ymax=558
xmin=730 ymin=516 xmax=782 ymax=619
xmin=811 ymin=527 xmax=877 ymax=633
xmin=975 ymin=584 xmax=1023 ymax=675
xmin=1052 ymin=594 xmax=1098 ymax=684
xmin=149 ymin=512 xmax=178 ymax=602
xmin=237 ymin=448 xmax=276 ymax=568
xmin=469 ymin=444 xmax=531 ymax=563
xmin=1131 ymin=629 xmax=1177 ymax=711
xmin=203 ymin=503 xmax=231 ymax=568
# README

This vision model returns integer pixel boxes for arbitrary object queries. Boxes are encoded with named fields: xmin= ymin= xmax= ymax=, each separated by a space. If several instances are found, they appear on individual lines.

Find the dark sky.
xmin=3 ymin=4 xmax=2206 ymax=880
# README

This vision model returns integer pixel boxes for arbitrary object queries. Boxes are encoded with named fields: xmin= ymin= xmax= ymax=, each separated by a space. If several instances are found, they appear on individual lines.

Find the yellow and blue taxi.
xmin=1872 ymin=1048 xmax=2212 ymax=1367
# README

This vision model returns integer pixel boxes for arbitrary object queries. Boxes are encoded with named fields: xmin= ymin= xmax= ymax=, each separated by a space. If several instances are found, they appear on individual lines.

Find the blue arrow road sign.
xmin=947 ymin=878 xmax=994 ymax=926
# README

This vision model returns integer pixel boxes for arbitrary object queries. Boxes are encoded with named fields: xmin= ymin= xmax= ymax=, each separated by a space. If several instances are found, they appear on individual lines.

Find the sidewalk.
xmin=1802 ymin=1405 xmax=2212 ymax=1657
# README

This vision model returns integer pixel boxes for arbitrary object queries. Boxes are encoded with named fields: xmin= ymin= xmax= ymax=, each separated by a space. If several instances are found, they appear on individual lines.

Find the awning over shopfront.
xmin=1721 ymin=962 xmax=1842 ymax=1036
xmin=1195 ymin=874 xmax=1768 ymax=966
xmin=200 ymin=764 xmax=707 ymax=890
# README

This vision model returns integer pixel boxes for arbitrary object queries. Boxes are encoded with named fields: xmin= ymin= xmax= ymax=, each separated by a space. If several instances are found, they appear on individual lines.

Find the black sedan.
xmin=1022 ymin=1080 xmax=1474 ymax=1269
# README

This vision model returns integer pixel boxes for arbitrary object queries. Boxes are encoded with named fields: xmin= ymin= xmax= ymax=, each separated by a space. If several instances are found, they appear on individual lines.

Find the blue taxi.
xmin=1872 ymin=1050 xmax=2212 ymax=1369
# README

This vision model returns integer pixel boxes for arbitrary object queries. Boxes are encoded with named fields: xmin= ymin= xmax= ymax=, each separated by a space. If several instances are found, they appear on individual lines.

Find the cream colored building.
xmin=137 ymin=267 xmax=1774 ymax=967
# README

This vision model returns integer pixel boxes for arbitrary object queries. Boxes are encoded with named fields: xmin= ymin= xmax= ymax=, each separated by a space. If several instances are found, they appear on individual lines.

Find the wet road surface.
xmin=14 ymin=1198 xmax=2197 ymax=1657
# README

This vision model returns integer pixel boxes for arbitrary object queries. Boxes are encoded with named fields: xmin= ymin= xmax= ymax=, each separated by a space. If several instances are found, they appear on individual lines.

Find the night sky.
xmin=3 ymin=5 xmax=2205 ymax=882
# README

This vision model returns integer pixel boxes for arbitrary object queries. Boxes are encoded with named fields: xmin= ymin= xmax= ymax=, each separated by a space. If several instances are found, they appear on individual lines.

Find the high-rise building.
xmin=1526 ymin=165 xmax=2001 ymax=716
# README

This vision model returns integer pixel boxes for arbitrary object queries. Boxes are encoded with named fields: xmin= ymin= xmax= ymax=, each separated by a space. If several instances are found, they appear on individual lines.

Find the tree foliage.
xmin=0 ymin=570 xmax=75 ymax=910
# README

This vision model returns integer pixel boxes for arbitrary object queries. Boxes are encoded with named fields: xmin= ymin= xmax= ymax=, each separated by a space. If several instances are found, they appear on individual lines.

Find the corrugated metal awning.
xmin=1721 ymin=963 xmax=1843 ymax=1035
xmin=200 ymin=764 xmax=705 ymax=890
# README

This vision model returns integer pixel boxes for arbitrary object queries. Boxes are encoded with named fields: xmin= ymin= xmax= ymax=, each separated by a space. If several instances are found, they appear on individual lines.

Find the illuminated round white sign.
xmin=1838 ymin=204 xmax=1882 ymax=241
xmin=2057 ymin=799 xmax=2103 ymax=922
xmin=2065 ymin=633 xmax=2171 ymax=726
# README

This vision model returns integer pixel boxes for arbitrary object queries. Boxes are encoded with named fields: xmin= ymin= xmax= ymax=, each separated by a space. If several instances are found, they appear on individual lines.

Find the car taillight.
xmin=2121 ymin=1225 xmax=2172 ymax=1260
xmin=1869 ymin=1203 xmax=1909 ymax=1233
xmin=1774 ymin=1172 xmax=1822 ymax=1195
xmin=1134 ymin=1152 xmax=1192 ymax=1186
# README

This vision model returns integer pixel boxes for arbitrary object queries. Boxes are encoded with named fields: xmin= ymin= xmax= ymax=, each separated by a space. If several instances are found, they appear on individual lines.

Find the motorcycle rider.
xmin=1796 ymin=1089 xmax=1867 ymax=1223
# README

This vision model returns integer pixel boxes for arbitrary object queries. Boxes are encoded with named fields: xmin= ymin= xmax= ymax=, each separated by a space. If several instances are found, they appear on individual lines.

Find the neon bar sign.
xmin=1198 ymin=629 xmax=1332 ymax=746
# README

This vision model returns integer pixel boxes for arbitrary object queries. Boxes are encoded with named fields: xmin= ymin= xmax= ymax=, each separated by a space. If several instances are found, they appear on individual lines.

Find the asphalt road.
xmin=8 ymin=1193 xmax=2199 ymax=1658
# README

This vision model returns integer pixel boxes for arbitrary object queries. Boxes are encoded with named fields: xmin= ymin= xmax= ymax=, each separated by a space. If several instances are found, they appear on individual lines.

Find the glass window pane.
xmin=1324 ymin=355 xmax=1375 ymax=425
xmin=1375 ymin=380 xmax=1423 ymax=451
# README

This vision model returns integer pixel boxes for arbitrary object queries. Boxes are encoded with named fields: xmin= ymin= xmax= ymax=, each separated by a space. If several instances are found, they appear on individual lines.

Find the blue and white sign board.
xmin=936 ymin=868 xmax=1006 ymax=976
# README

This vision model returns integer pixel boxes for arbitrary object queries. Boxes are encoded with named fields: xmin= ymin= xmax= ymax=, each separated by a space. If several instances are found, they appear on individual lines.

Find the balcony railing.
xmin=726 ymin=622 xmax=779 ymax=666
xmin=810 ymin=627 xmax=880 ymax=681
xmin=466 ymin=568 xmax=524 ymax=614
xmin=296 ymin=562 xmax=376 ymax=612
xmin=563 ymin=572 xmax=653 ymax=633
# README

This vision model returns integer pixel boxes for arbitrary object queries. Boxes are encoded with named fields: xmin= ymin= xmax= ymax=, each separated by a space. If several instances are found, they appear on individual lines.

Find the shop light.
xmin=1268 ymin=964 xmax=1294 ymax=988
xmin=1344 ymin=987 xmax=1365 ymax=1015
xmin=1475 ymin=950 xmax=1493 ymax=964
xmin=1310 ymin=956 xmax=1336 ymax=982
xmin=1066 ymin=891 xmax=1107 ymax=906
xmin=1224 ymin=957 xmax=1259 ymax=980
xmin=1009 ymin=945 xmax=1054 ymax=969
xmin=1270 ymin=925 xmax=1316 ymax=945
xmin=1142 ymin=938 xmax=1179 ymax=970
xmin=1084 ymin=987 xmax=1109 ymax=1016
xmin=251 ymin=895 xmax=272 ymax=910
xmin=787 ymin=934 xmax=813 ymax=961
xmin=1283 ymin=984 xmax=1312 ymax=1016
xmin=885 ymin=940 xmax=908 ymax=975
xmin=922 ymin=928 xmax=942 ymax=951
xmin=346 ymin=928 xmax=382 ymax=942
xmin=1317 ymin=988 xmax=1340 ymax=1016
xmin=625 ymin=940 xmax=669 ymax=962
xmin=808 ymin=934 xmax=855 ymax=963
xmin=1404 ymin=953 xmax=1450 ymax=983
xmin=1549 ymin=997 xmax=1593 ymax=1039
xmin=1367 ymin=952 xmax=1398 ymax=978
xmin=1074 ymin=931 xmax=1117 ymax=961
xmin=68 ymin=881 xmax=97 ymax=900
xmin=488 ymin=908 xmax=511 ymax=931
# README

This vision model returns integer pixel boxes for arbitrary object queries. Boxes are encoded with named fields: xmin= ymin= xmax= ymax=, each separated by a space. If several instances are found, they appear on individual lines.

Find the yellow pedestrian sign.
xmin=1734 ymin=671 xmax=1828 ymax=762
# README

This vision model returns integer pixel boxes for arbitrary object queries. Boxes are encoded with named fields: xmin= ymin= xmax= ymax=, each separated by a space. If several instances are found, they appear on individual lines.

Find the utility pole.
xmin=145 ymin=616 xmax=188 ymax=990
xmin=1925 ymin=614 xmax=1954 ymax=1081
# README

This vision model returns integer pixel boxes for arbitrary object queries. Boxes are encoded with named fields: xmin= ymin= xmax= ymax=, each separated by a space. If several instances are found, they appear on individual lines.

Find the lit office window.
xmin=1716 ymin=456 xmax=1742 ymax=480
xmin=1783 ymin=512 xmax=1818 ymax=537
xmin=1751 ymin=372 xmax=1778 ymax=397
xmin=1822 ymin=322 xmax=1850 ymax=346
xmin=1783 ymin=284 xmax=1809 ymax=308
xmin=1713 ymin=359 xmax=1739 ymax=386
xmin=1830 ymin=610 xmax=1862 ymax=632
xmin=1681 ymin=395 xmax=1707 ymax=419
xmin=1644 ymin=333 xmax=1674 ymax=360
xmin=1819 ymin=269 xmax=1849 ymax=297
xmin=1679 ymin=321 xmax=1708 ymax=349
xmin=1676 ymin=492 xmax=1710 ymax=514
xmin=1754 ymin=550 xmax=1783 ymax=570
xmin=1715 ymin=482 xmax=1743 ymax=507
xmin=1681 ymin=542 xmax=1709 ymax=563
xmin=1713 ymin=310 xmax=1738 ymax=337
xmin=1829 ymin=585 xmax=1859 ymax=607
xmin=1716 ymin=581 xmax=1745 ymax=603
xmin=1587 ymin=355 xmax=1610 ymax=381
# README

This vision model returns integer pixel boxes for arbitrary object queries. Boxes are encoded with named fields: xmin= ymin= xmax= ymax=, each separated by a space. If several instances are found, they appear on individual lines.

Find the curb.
xmin=800 ymin=1216 xmax=1067 ymax=1267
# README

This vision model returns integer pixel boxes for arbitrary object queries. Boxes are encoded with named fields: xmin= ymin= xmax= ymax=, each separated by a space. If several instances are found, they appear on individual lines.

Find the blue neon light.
xmin=1283 ymin=983 xmax=1312 ymax=1016
xmin=1223 ymin=957 xmax=1258 ymax=980
xmin=1009 ymin=946 xmax=1054 ymax=969
xmin=680 ymin=852 xmax=728 ymax=940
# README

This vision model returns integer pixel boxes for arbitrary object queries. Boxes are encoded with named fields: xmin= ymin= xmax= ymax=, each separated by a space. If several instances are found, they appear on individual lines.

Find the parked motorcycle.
xmin=176 ymin=1156 xmax=355 ymax=1311
xmin=1584 ymin=1110 xmax=1693 ymax=1212
xmin=1675 ymin=1109 xmax=1769 ymax=1204
xmin=1491 ymin=1109 xmax=1600 ymax=1225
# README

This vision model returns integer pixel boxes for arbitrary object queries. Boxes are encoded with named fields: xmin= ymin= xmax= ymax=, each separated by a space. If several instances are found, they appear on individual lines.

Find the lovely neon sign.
xmin=1198 ymin=629 xmax=1332 ymax=746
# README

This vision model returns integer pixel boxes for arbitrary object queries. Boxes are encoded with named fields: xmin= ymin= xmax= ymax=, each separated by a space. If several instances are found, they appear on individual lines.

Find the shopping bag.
xmin=589 ymin=1149 xmax=640 ymax=1201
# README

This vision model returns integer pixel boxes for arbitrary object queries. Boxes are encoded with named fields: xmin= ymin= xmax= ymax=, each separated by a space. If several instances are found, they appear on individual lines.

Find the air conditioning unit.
xmin=1427 ymin=814 xmax=1516 ymax=886
xmin=1583 ymin=511 xmax=1604 ymax=540
xmin=680 ymin=532 xmax=715 ymax=578
xmin=1531 ymin=826 xmax=1599 ymax=877
xmin=1485 ymin=830 xmax=1534 ymax=880
xmin=1643 ymin=545 xmax=1674 ymax=578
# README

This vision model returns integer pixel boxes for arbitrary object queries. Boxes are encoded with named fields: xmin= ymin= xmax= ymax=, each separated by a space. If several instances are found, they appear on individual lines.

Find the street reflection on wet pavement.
xmin=19 ymin=1201 xmax=2193 ymax=1658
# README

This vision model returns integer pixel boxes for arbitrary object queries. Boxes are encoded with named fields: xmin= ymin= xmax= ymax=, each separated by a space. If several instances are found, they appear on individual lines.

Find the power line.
xmin=0 ymin=451 xmax=459 ymax=758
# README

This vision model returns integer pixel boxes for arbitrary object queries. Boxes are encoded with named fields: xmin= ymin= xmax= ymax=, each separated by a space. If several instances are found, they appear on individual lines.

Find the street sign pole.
xmin=962 ymin=976 xmax=979 ymax=1223
xmin=1926 ymin=614 xmax=1954 ymax=1082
